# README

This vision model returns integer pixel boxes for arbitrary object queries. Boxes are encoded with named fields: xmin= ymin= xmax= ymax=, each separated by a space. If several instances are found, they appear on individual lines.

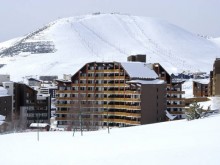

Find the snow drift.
xmin=0 ymin=114 xmax=220 ymax=165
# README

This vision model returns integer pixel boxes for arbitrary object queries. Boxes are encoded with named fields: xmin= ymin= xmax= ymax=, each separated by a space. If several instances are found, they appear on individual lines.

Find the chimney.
xmin=127 ymin=54 xmax=146 ymax=63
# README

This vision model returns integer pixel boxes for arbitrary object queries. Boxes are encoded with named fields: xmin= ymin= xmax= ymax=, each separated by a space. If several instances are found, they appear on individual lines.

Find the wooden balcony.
xmin=56 ymin=97 xmax=73 ymax=100
xmin=100 ymin=97 xmax=141 ymax=102
xmin=55 ymin=104 xmax=72 ymax=107
xmin=56 ymin=90 xmax=72 ymax=94
xmin=169 ymin=111 xmax=185 ymax=115
xmin=94 ymin=83 xmax=128 ymax=87
xmin=56 ymin=117 xmax=140 ymax=125
xmin=103 ymin=105 xmax=141 ymax=110
xmin=102 ymin=119 xmax=140 ymax=125
xmin=102 ymin=112 xmax=141 ymax=117
xmin=167 ymin=90 xmax=185 ymax=94
xmin=55 ymin=103 xmax=141 ymax=110
xmin=56 ymin=117 xmax=74 ymax=121
xmin=80 ymin=76 xmax=125 ymax=80
xmin=88 ymin=69 xmax=120 ymax=73
xmin=56 ymin=111 xmax=141 ymax=118
xmin=167 ymin=97 xmax=185 ymax=101
xmin=56 ymin=111 xmax=102 ymax=115
xmin=167 ymin=104 xmax=185 ymax=108
xmin=102 ymin=90 xmax=140 ymax=95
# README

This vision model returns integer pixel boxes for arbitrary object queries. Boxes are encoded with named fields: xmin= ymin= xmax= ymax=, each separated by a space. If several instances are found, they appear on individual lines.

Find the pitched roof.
xmin=0 ymin=87 xmax=8 ymax=96
xmin=193 ymin=79 xmax=209 ymax=85
xmin=120 ymin=62 xmax=158 ymax=79
xmin=127 ymin=79 xmax=165 ymax=85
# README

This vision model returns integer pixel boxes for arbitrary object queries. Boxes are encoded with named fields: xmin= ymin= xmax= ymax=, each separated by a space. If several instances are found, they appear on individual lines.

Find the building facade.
xmin=55 ymin=61 xmax=166 ymax=129
xmin=2 ymin=82 xmax=51 ymax=128
xmin=0 ymin=86 xmax=12 ymax=122
xmin=193 ymin=80 xmax=209 ymax=97
xmin=153 ymin=63 xmax=185 ymax=119
xmin=212 ymin=58 xmax=220 ymax=96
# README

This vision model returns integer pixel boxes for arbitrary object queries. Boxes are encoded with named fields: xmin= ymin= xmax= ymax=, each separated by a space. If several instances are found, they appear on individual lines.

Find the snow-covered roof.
xmin=30 ymin=123 xmax=49 ymax=128
xmin=165 ymin=110 xmax=177 ymax=120
xmin=193 ymin=79 xmax=209 ymax=85
xmin=120 ymin=62 xmax=158 ymax=79
xmin=0 ymin=87 xmax=8 ymax=97
xmin=127 ymin=79 xmax=165 ymax=85
xmin=0 ymin=115 xmax=6 ymax=121
xmin=28 ymin=78 xmax=42 ymax=82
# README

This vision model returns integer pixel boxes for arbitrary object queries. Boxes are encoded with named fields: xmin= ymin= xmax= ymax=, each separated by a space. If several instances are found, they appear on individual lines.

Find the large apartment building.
xmin=56 ymin=61 xmax=167 ymax=129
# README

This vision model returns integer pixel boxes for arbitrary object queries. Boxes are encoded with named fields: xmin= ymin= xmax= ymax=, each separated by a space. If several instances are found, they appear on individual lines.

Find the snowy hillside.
xmin=1 ymin=115 xmax=220 ymax=165
xmin=0 ymin=13 xmax=220 ymax=81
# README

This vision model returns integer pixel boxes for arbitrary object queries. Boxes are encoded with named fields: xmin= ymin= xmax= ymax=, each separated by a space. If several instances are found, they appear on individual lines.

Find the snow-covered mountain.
xmin=0 ymin=13 xmax=220 ymax=81
xmin=0 ymin=114 xmax=220 ymax=165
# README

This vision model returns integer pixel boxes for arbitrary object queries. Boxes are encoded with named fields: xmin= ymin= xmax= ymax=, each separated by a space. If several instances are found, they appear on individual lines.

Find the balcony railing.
xmin=102 ymin=119 xmax=140 ymax=125
xmin=56 ymin=117 xmax=140 ymax=125
xmin=56 ymin=90 xmax=72 ymax=94
xmin=167 ymin=104 xmax=185 ymax=108
xmin=56 ymin=111 xmax=141 ymax=118
xmin=80 ymin=76 xmax=125 ymax=80
xmin=55 ymin=103 xmax=141 ymax=110
xmin=102 ymin=112 xmax=141 ymax=117
xmin=167 ymin=90 xmax=185 ymax=94
xmin=167 ymin=97 xmax=185 ymax=101
xmin=88 ymin=69 xmax=120 ymax=73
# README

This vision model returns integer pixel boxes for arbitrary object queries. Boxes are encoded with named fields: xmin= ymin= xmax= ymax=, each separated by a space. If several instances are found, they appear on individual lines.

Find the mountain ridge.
xmin=0 ymin=13 xmax=220 ymax=81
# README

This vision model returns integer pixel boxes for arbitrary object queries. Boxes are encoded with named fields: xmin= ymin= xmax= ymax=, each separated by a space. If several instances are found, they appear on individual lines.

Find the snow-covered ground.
xmin=199 ymin=97 xmax=220 ymax=110
xmin=0 ymin=13 xmax=219 ymax=81
xmin=0 ymin=115 xmax=220 ymax=165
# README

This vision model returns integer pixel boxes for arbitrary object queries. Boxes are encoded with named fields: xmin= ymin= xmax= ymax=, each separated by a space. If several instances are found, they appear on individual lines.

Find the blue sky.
xmin=0 ymin=0 xmax=220 ymax=42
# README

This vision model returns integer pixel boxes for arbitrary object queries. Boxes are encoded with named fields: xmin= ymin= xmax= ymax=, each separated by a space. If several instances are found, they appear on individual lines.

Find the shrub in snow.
xmin=185 ymin=102 xmax=211 ymax=121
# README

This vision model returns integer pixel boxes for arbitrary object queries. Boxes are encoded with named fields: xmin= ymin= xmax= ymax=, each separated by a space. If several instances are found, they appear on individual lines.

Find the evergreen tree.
xmin=185 ymin=102 xmax=204 ymax=121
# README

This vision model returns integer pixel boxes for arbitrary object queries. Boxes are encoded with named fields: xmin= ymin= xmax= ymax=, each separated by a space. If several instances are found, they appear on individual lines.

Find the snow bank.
xmin=0 ymin=115 xmax=220 ymax=165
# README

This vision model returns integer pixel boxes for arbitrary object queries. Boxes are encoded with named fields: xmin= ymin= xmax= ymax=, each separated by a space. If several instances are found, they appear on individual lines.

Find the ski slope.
xmin=0 ymin=13 xmax=220 ymax=81
xmin=0 ymin=114 xmax=220 ymax=165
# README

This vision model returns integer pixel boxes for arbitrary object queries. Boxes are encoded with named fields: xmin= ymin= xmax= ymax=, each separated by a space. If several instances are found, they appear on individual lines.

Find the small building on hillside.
xmin=193 ymin=79 xmax=209 ymax=97
xmin=39 ymin=75 xmax=58 ymax=82
xmin=28 ymin=78 xmax=42 ymax=87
